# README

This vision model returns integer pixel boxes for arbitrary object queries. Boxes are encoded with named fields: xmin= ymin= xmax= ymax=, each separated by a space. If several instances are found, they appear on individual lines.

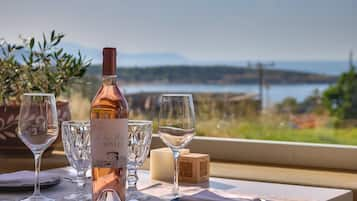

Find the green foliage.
xmin=323 ymin=64 xmax=357 ymax=120
xmin=0 ymin=30 xmax=91 ymax=105
xmin=275 ymin=97 xmax=298 ymax=113
xmin=276 ymin=89 xmax=325 ymax=115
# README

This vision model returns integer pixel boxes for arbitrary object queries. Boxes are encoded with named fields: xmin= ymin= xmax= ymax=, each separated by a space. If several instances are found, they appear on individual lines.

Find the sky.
xmin=0 ymin=0 xmax=356 ymax=62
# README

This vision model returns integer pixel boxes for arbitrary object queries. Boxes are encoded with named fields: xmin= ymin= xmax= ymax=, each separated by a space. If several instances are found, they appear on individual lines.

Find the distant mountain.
xmin=60 ymin=42 xmax=190 ymax=66
xmin=3 ymin=42 xmax=351 ymax=76
xmin=60 ymin=42 xmax=100 ymax=63
xmin=60 ymin=43 xmax=351 ymax=76
xmin=119 ymin=52 xmax=189 ymax=66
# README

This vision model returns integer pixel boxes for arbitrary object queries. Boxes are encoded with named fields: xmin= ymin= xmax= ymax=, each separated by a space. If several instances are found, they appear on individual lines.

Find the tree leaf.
xmin=53 ymin=37 xmax=61 ymax=46
xmin=15 ymin=45 xmax=24 ymax=50
xmin=1 ymin=46 xmax=7 ymax=56
xmin=37 ymin=41 xmax=42 ymax=50
xmin=22 ymin=54 xmax=29 ymax=65
xmin=50 ymin=30 xmax=55 ymax=42
xmin=29 ymin=37 xmax=35 ymax=49
xmin=57 ymin=48 xmax=63 ymax=56
xmin=43 ymin=33 xmax=47 ymax=49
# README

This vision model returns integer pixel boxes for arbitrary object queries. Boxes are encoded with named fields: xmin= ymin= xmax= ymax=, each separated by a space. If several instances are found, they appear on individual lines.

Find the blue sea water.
xmin=121 ymin=60 xmax=352 ymax=104
xmin=271 ymin=61 xmax=350 ymax=75
xmin=123 ymin=83 xmax=330 ymax=105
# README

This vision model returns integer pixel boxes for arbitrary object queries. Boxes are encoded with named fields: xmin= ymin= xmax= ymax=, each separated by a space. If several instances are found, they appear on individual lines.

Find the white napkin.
xmin=180 ymin=190 xmax=260 ymax=201
xmin=0 ymin=171 xmax=60 ymax=186
xmin=140 ymin=182 xmax=262 ymax=201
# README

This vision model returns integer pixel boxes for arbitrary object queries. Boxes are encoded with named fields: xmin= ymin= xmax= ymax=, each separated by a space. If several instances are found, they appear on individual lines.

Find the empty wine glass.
xmin=18 ymin=93 xmax=58 ymax=201
xmin=158 ymin=94 xmax=195 ymax=199
xmin=127 ymin=120 xmax=153 ymax=201
xmin=61 ymin=121 xmax=91 ymax=201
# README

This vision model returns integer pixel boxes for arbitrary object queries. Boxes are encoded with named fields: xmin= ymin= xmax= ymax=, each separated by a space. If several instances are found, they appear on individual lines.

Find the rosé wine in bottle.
xmin=90 ymin=47 xmax=128 ymax=201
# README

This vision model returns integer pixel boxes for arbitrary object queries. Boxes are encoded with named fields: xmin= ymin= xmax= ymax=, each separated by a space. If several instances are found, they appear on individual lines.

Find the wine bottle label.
xmin=91 ymin=119 xmax=128 ymax=168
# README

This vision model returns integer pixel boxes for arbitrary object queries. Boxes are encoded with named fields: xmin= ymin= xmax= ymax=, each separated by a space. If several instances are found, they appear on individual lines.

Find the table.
xmin=0 ymin=167 xmax=352 ymax=201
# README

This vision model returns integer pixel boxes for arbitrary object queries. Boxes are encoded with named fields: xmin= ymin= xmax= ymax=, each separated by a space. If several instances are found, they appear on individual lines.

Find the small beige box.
xmin=150 ymin=148 xmax=190 ymax=182
xmin=179 ymin=153 xmax=210 ymax=183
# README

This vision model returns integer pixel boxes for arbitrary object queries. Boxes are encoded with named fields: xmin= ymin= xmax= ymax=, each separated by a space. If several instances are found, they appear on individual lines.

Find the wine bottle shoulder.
xmin=91 ymin=83 xmax=128 ymax=119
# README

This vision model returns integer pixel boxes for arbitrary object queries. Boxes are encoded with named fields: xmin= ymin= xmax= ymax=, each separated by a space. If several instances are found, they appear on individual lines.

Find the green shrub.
xmin=0 ymin=30 xmax=91 ymax=105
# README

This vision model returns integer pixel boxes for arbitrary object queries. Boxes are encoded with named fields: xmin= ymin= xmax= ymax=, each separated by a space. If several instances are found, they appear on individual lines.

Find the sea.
xmin=123 ymin=83 xmax=330 ymax=106
xmin=122 ymin=60 xmax=354 ymax=105
xmin=271 ymin=60 xmax=350 ymax=75
xmin=124 ymin=60 xmax=349 ymax=106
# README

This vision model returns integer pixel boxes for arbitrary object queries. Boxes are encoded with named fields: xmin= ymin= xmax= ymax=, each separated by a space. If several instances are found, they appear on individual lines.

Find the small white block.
xmin=150 ymin=147 xmax=190 ymax=182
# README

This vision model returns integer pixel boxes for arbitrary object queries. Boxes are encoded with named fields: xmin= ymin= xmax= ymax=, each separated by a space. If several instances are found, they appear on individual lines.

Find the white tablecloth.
xmin=0 ymin=167 xmax=352 ymax=201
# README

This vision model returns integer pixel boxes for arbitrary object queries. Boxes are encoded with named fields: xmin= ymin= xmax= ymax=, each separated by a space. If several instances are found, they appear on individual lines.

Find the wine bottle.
xmin=90 ymin=47 xmax=128 ymax=201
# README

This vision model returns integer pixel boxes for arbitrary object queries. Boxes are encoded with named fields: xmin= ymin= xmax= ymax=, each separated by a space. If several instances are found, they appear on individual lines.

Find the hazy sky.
xmin=1 ymin=0 xmax=356 ymax=61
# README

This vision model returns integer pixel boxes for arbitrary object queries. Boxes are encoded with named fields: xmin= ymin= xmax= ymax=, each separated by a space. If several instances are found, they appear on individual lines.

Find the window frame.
xmin=150 ymin=135 xmax=357 ymax=171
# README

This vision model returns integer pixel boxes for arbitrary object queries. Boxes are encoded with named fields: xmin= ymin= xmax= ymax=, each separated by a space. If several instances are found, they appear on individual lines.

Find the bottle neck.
xmin=102 ymin=75 xmax=117 ymax=85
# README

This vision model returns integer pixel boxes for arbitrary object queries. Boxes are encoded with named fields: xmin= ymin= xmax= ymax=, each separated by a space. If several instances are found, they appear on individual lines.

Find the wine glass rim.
xmin=161 ymin=93 xmax=192 ymax=97
xmin=128 ymin=120 xmax=152 ymax=125
xmin=23 ymin=93 xmax=55 ymax=97
xmin=62 ymin=120 xmax=90 ymax=126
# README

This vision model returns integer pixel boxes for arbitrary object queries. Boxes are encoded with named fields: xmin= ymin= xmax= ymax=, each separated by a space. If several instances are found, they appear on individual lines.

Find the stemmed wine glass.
xmin=18 ymin=93 xmax=58 ymax=201
xmin=158 ymin=94 xmax=195 ymax=199
xmin=61 ymin=121 xmax=91 ymax=201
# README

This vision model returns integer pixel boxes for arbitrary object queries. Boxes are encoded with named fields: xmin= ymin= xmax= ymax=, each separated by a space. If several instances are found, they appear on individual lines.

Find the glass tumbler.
xmin=62 ymin=120 xmax=91 ymax=201
xmin=127 ymin=120 xmax=153 ymax=201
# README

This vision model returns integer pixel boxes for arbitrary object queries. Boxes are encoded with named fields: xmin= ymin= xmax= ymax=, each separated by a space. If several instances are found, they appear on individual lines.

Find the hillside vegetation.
xmin=86 ymin=65 xmax=337 ymax=84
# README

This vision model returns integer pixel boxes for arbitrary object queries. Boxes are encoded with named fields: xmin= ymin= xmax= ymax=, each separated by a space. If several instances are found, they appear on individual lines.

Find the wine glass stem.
xmin=33 ymin=152 xmax=42 ymax=196
xmin=127 ymin=167 xmax=138 ymax=191
xmin=172 ymin=150 xmax=180 ymax=197
xmin=76 ymin=170 xmax=86 ymax=191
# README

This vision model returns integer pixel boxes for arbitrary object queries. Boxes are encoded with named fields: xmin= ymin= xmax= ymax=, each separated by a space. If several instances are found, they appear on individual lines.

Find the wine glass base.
xmin=69 ymin=177 xmax=90 ymax=184
xmin=64 ymin=193 xmax=91 ymax=201
xmin=127 ymin=190 xmax=152 ymax=201
xmin=20 ymin=195 xmax=55 ymax=201
xmin=160 ymin=193 xmax=182 ymax=201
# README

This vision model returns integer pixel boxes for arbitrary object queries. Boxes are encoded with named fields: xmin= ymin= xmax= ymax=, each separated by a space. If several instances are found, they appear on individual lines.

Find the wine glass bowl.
xmin=158 ymin=126 xmax=195 ymax=150
xmin=158 ymin=94 xmax=195 ymax=199
xmin=61 ymin=120 xmax=91 ymax=201
xmin=18 ymin=93 xmax=58 ymax=201
xmin=18 ymin=95 xmax=58 ymax=154
xmin=159 ymin=94 xmax=195 ymax=150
